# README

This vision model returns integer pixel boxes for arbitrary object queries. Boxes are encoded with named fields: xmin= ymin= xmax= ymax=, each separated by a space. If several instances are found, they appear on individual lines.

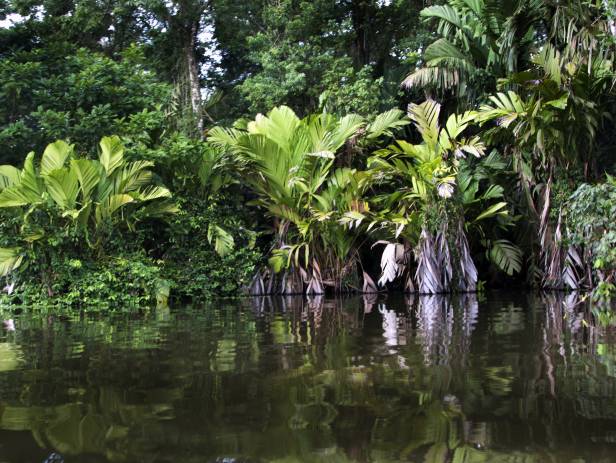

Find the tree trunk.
xmin=185 ymin=23 xmax=203 ymax=136
xmin=350 ymin=0 xmax=369 ymax=66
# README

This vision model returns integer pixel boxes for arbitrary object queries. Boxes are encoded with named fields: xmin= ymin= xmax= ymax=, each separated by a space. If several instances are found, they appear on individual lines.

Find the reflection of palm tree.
xmin=43 ymin=453 xmax=64 ymax=463
xmin=379 ymin=304 xmax=399 ymax=348
xmin=2 ymin=319 xmax=15 ymax=331
xmin=362 ymin=293 xmax=378 ymax=314
xmin=5 ymin=295 xmax=616 ymax=462
xmin=414 ymin=295 xmax=449 ymax=365
xmin=410 ymin=294 xmax=479 ymax=367
xmin=378 ymin=304 xmax=410 ymax=368
xmin=542 ymin=292 xmax=591 ymax=354
xmin=460 ymin=293 xmax=479 ymax=342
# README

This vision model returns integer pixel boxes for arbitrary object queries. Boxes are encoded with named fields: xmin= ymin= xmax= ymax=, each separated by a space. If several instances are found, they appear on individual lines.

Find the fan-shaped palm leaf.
xmin=0 ymin=166 xmax=21 ymax=190
xmin=409 ymin=100 xmax=441 ymax=149
xmin=99 ymin=136 xmax=125 ymax=175
xmin=207 ymin=224 xmax=235 ymax=257
xmin=0 ymin=247 xmax=23 ymax=277
xmin=365 ymin=109 xmax=409 ymax=139
xmin=0 ymin=154 xmax=44 ymax=207
xmin=71 ymin=159 xmax=102 ymax=202
xmin=44 ymin=168 xmax=79 ymax=210
xmin=489 ymin=239 xmax=523 ymax=275
xmin=115 ymin=161 xmax=155 ymax=193
xmin=41 ymin=140 xmax=72 ymax=176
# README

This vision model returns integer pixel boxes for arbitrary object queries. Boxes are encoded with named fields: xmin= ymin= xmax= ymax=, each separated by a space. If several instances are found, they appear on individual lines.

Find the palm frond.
xmin=116 ymin=161 xmax=155 ymax=193
xmin=99 ymin=136 xmax=125 ymax=175
xmin=0 ymin=247 xmax=23 ymax=277
xmin=424 ymin=38 xmax=476 ymax=72
xmin=402 ymin=66 xmax=461 ymax=90
xmin=248 ymin=105 xmax=301 ymax=154
xmin=0 ymin=166 xmax=21 ymax=190
xmin=135 ymin=186 xmax=172 ymax=202
xmin=41 ymin=140 xmax=73 ymax=176
xmin=365 ymin=109 xmax=409 ymax=139
xmin=421 ymin=4 xmax=465 ymax=30
xmin=408 ymin=100 xmax=441 ymax=148
xmin=0 ymin=154 xmax=44 ymax=207
xmin=44 ymin=168 xmax=79 ymax=210
xmin=375 ymin=241 xmax=408 ymax=287
xmin=489 ymin=239 xmax=523 ymax=275
xmin=207 ymin=224 xmax=235 ymax=257
xmin=95 ymin=194 xmax=134 ymax=223
xmin=71 ymin=159 xmax=102 ymax=202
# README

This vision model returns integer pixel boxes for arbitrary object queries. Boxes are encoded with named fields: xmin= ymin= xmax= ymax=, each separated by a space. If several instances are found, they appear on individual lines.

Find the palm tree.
xmin=365 ymin=100 xmax=519 ymax=293
xmin=478 ymin=44 xmax=615 ymax=288
xmin=209 ymin=105 xmax=407 ymax=294
xmin=403 ymin=0 xmax=543 ymax=102
xmin=0 ymin=136 xmax=176 ymax=277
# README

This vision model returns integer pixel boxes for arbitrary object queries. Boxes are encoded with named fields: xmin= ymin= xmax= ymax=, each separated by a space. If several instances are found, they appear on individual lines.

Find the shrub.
xmin=0 ymin=252 xmax=167 ymax=308
xmin=564 ymin=177 xmax=616 ymax=300
xmin=162 ymin=195 xmax=262 ymax=300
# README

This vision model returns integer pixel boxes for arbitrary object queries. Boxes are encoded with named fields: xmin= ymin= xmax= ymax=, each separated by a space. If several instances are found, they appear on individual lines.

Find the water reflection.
xmin=0 ymin=293 xmax=615 ymax=462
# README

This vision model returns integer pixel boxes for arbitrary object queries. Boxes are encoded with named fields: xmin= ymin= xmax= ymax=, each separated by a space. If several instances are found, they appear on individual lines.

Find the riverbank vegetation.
xmin=0 ymin=0 xmax=615 ymax=306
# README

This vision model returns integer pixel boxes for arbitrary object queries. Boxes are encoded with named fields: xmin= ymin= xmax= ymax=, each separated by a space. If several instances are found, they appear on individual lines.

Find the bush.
xmin=0 ymin=136 xmax=178 ymax=307
xmin=0 ymin=252 xmax=167 ymax=308
xmin=162 ymin=195 xmax=262 ymax=300
xmin=564 ymin=177 xmax=616 ymax=300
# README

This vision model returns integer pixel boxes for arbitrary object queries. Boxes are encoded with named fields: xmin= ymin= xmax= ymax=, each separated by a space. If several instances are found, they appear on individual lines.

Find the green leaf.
xmin=545 ymin=94 xmax=568 ymax=109
xmin=481 ymin=184 xmax=504 ymax=200
xmin=75 ymin=202 xmax=92 ymax=229
xmin=0 ymin=186 xmax=36 ymax=207
xmin=99 ymin=136 xmax=125 ymax=175
xmin=269 ymin=204 xmax=303 ymax=225
xmin=0 ymin=166 xmax=21 ymax=190
xmin=22 ymin=229 xmax=45 ymax=242
xmin=424 ymin=38 xmax=474 ymax=70
xmin=444 ymin=111 xmax=476 ymax=140
xmin=420 ymin=5 xmax=463 ymax=29
xmin=95 ymin=194 xmax=134 ymax=223
xmin=138 ymin=200 xmax=178 ymax=219
xmin=44 ymin=168 xmax=79 ymax=210
xmin=409 ymin=100 xmax=441 ymax=148
xmin=366 ymin=109 xmax=409 ymax=139
xmin=474 ymin=201 xmax=508 ymax=221
xmin=134 ymin=186 xmax=172 ymax=202
xmin=41 ymin=140 xmax=72 ymax=176
xmin=325 ymin=113 xmax=364 ymax=151
xmin=18 ymin=152 xmax=44 ymax=202
xmin=0 ymin=153 xmax=44 ymax=207
xmin=0 ymin=247 xmax=23 ymax=277
xmin=116 ymin=161 xmax=155 ymax=192
xmin=71 ymin=159 xmax=102 ymax=202
xmin=268 ymin=253 xmax=286 ymax=274
xmin=489 ymin=239 xmax=523 ymax=275
xmin=247 ymin=105 xmax=300 ymax=154
xmin=207 ymin=225 xmax=235 ymax=257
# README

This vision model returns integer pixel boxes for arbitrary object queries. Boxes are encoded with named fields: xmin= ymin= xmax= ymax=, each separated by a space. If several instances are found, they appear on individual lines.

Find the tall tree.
xmin=138 ymin=0 xmax=212 ymax=135
xmin=403 ymin=0 xmax=544 ymax=104
xmin=212 ymin=0 xmax=426 ymax=117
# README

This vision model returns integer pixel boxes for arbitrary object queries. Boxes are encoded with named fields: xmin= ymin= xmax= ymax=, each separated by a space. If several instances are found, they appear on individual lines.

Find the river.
xmin=0 ymin=292 xmax=615 ymax=462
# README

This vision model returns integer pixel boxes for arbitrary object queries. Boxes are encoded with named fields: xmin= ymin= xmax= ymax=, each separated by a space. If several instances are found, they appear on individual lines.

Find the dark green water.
xmin=1 ymin=292 xmax=616 ymax=463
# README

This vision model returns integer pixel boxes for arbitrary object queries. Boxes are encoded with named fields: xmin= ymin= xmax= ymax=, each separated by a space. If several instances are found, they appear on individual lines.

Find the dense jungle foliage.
xmin=1 ymin=0 xmax=616 ymax=306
